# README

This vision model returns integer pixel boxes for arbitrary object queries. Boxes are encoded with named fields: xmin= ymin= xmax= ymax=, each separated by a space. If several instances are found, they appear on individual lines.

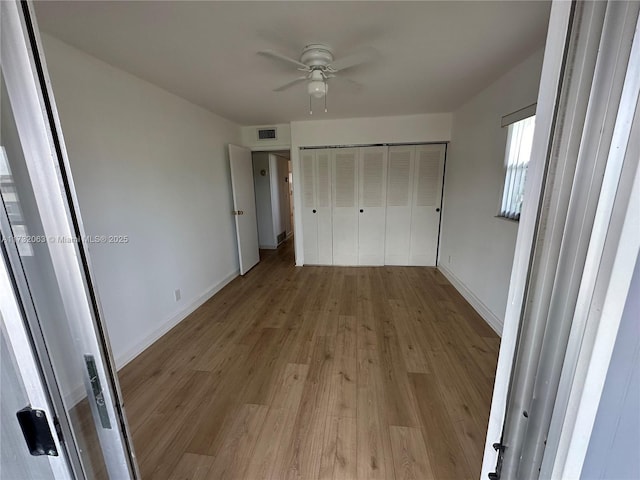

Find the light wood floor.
xmin=117 ymin=239 xmax=499 ymax=479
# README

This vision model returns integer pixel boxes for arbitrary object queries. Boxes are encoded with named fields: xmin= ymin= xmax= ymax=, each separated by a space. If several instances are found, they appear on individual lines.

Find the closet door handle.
xmin=436 ymin=208 xmax=440 ymax=212
xmin=312 ymin=209 xmax=317 ymax=213
xmin=359 ymin=209 xmax=364 ymax=213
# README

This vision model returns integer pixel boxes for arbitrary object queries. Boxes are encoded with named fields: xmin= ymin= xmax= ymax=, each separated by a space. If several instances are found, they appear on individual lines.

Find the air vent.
xmin=257 ymin=128 xmax=277 ymax=141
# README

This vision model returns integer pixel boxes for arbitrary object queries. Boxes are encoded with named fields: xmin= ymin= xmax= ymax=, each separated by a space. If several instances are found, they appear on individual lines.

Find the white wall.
xmin=241 ymin=123 xmax=291 ymax=150
xmin=290 ymin=113 xmax=453 ymax=265
xmin=438 ymin=49 xmax=545 ymax=334
xmin=42 ymin=35 xmax=242 ymax=385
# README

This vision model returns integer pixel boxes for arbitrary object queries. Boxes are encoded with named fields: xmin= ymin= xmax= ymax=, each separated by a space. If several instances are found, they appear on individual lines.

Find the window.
xmin=0 ymin=147 xmax=33 ymax=256
xmin=500 ymin=115 xmax=535 ymax=220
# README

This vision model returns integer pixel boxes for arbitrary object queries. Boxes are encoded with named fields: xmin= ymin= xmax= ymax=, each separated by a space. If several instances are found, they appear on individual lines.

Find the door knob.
xmin=312 ymin=209 xmax=317 ymax=213
xmin=436 ymin=208 xmax=440 ymax=212
xmin=359 ymin=209 xmax=364 ymax=213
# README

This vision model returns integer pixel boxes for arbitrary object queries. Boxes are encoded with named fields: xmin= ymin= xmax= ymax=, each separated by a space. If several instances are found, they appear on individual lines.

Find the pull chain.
xmin=324 ymin=84 xmax=328 ymax=113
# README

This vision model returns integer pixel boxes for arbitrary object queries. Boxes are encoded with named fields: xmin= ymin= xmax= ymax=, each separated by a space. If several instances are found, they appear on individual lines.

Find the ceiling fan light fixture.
xmin=308 ymin=79 xmax=327 ymax=99
xmin=261 ymin=42 xmax=372 ymax=111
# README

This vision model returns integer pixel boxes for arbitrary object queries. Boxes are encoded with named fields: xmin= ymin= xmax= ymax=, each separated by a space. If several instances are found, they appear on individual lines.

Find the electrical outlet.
xmin=174 ymin=289 xmax=181 ymax=302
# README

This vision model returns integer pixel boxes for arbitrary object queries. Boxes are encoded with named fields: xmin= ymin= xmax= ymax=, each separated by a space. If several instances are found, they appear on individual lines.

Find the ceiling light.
xmin=308 ymin=80 xmax=327 ymax=98
xmin=307 ymin=70 xmax=327 ymax=99
xmin=307 ymin=70 xmax=328 ymax=114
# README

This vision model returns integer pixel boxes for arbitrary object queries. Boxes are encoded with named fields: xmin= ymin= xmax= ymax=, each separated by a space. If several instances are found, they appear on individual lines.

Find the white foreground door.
xmin=1 ymin=2 xmax=138 ymax=477
xmin=229 ymin=144 xmax=260 ymax=275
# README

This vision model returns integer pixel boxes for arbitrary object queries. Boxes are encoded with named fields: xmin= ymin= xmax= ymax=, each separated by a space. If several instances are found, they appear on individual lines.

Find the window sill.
xmin=495 ymin=214 xmax=520 ymax=223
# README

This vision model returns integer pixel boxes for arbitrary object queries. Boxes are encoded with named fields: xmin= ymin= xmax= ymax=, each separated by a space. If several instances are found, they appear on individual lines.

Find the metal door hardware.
xmin=85 ymin=355 xmax=111 ymax=429
xmin=16 ymin=407 xmax=58 ymax=456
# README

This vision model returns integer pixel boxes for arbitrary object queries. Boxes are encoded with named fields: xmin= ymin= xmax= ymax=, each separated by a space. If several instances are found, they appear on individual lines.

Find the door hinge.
xmin=16 ymin=407 xmax=58 ymax=456
xmin=488 ymin=442 xmax=506 ymax=479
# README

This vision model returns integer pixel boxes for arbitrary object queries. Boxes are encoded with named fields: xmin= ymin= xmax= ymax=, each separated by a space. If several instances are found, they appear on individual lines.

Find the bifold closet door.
xmin=315 ymin=150 xmax=333 ymax=264
xmin=385 ymin=146 xmax=415 ymax=265
xmin=301 ymin=149 xmax=333 ymax=265
xmin=409 ymin=144 xmax=445 ymax=266
xmin=358 ymin=146 xmax=388 ymax=265
xmin=301 ymin=150 xmax=319 ymax=264
xmin=332 ymin=149 xmax=359 ymax=265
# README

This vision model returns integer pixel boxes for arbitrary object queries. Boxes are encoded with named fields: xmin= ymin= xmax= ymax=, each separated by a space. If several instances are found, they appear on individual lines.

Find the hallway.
xmin=118 ymin=240 xmax=499 ymax=479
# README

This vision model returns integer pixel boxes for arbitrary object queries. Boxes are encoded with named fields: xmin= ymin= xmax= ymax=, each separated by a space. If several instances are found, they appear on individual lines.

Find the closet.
xmin=301 ymin=143 xmax=445 ymax=266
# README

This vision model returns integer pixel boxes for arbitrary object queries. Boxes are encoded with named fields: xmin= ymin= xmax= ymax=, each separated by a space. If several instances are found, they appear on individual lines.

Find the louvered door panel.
xmin=415 ymin=150 xmax=441 ymax=206
xmin=300 ymin=150 xmax=319 ymax=264
xmin=409 ymin=144 xmax=445 ymax=266
xmin=332 ymin=149 xmax=358 ymax=265
xmin=302 ymin=151 xmax=315 ymax=208
xmin=358 ymin=147 xmax=387 ymax=265
xmin=316 ymin=150 xmax=333 ymax=264
xmin=385 ymin=146 xmax=415 ymax=265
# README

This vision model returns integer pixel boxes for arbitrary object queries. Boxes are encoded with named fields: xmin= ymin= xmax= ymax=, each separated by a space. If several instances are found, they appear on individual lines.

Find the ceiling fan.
xmin=258 ymin=43 xmax=377 ymax=113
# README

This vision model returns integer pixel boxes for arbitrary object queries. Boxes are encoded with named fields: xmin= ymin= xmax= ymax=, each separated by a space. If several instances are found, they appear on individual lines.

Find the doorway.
xmin=251 ymin=150 xmax=293 ymax=254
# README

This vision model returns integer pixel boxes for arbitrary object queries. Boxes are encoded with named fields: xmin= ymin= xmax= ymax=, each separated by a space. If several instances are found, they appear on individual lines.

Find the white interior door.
xmin=316 ymin=149 xmax=333 ymax=264
xmin=332 ymin=148 xmax=359 ymax=265
xmin=301 ymin=150 xmax=318 ymax=264
xmin=409 ymin=144 xmax=445 ymax=266
xmin=358 ymin=146 xmax=388 ymax=265
xmin=229 ymin=144 xmax=260 ymax=275
xmin=385 ymin=146 xmax=415 ymax=265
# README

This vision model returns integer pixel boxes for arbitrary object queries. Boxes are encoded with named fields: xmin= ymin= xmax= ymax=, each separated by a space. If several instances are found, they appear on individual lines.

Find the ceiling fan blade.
xmin=327 ymin=75 xmax=364 ymax=93
xmin=258 ymin=50 xmax=309 ymax=70
xmin=328 ymin=46 xmax=379 ymax=73
xmin=274 ymin=76 xmax=308 ymax=92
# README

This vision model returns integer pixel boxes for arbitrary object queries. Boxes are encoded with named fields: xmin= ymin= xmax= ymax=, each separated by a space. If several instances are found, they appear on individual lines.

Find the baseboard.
xmin=259 ymin=244 xmax=278 ymax=250
xmin=437 ymin=264 xmax=503 ymax=336
xmin=66 ymin=382 xmax=88 ymax=407
xmin=63 ymin=269 xmax=239 ymax=407
xmin=116 ymin=269 xmax=239 ymax=368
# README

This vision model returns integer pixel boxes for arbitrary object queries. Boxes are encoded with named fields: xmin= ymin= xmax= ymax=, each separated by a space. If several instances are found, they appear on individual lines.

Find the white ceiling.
xmin=34 ymin=1 xmax=551 ymax=126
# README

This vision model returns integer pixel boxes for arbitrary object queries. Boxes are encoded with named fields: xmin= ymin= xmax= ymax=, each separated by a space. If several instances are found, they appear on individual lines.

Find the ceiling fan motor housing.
xmin=300 ymin=44 xmax=334 ymax=68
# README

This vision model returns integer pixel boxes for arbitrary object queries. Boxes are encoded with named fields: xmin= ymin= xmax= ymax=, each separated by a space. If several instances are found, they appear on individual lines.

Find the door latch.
xmin=488 ymin=442 xmax=506 ymax=479
xmin=85 ymin=354 xmax=112 ymax=429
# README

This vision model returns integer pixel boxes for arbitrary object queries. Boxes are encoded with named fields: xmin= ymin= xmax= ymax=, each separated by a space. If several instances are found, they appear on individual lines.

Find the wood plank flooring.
xmin=115 ymin=239 xmax=499 ymax=479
